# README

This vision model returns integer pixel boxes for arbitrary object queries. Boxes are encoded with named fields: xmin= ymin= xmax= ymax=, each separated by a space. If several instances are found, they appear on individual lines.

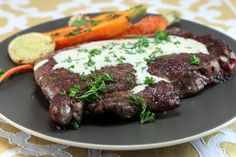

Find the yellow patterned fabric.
xmin=0 ymin=0 xmax=236 ymax=157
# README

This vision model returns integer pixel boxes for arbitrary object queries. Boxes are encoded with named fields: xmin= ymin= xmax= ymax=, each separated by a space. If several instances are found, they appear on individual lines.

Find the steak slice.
xmin=34 ymin=28 xmax=236 ymax=128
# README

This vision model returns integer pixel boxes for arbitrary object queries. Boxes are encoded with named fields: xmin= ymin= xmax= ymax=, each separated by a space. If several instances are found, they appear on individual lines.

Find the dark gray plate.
xmin=0 ymin=14 xmax=236 ymax=150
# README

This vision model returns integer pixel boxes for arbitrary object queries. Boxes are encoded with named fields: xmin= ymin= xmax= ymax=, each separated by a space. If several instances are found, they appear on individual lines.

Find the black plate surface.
xmin=0 ymin=14 xmax=236 ymax=150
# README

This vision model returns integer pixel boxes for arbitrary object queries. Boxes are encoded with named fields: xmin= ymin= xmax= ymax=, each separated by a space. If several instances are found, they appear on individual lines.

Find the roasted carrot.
xmin=54 ymin=16 xmax=130 ymax=50
xmin=120 ymin=16 xmax=168 ymax=36
xmin=45 ymin=26 xmax=77 ymax=37
xmin=44 ymin=5 xmax=146 ymax=50
xmin=119 ymin=11 xmax=180 ymax=37
xmin=0 ymin=64 xmax=33 ymax=83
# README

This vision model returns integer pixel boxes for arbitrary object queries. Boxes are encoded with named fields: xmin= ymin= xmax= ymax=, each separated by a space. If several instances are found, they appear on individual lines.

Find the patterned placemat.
xmin=0 ymin=0 xmax=236 ymax=157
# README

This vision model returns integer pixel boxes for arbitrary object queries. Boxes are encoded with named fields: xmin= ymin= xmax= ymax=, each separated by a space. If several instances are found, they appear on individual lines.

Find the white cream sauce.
xmin=52 ymin=36 xmax=209 ymax=93
xmin=34 ymin=59 xmax=49 ymax=71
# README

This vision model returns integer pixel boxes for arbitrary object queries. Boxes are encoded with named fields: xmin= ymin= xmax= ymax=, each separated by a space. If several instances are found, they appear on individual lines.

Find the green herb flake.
xmin=144 ymin=56 xmax=155 ymax=63
xmin=101 ymin=72 xmax=114 ymax=82
xmin=190 ymin=54 xmax=201 ymax=65
xmin=116 ymin=56 xmax=126 ymax=63
xmin=144 ymin=48 xmax=163 ymax=63
xmin=174 ymin=41 xmax=181 ymax=45
xmin=80 ymin=72 xmax=88 ymax=81
xmin=124 ymin=77 xmax=132 ymax=84
xmin=0 ymin=68 xmax=5 ymax=76
xmin=134 ymin=36 xmax=149 ymax=48
xmin=98 ymin=81 xmax=106 ymax=91
xmin=155 ymin=31 xmax=170 ymax=43
xmin=79 ymin=81 xmax=105 ymax=102
xmin=72 ymin=19 xmax=89 ymax=27
xmin=89 ymin=49 xmax=101 ymax=57
xmin=78 ymin=73 xmax=114 ymax=102
xmin=104 ymin=56 xmax=111 ymax=62
xmin=102 ymin=45 xmax=108 ymax=50
xmin=79 ymin=86 xmax=99 ymax=102
xmin=69 ymin=121 xmax=80 ymax=130
xmin=78 ymin=48 xmax=88 ymax=52
xmin=64 ymin=56 xmax=72 ymax=63
xmin=68 ymin=65 xmax=75 ymax=71
xmin=140 ymin=105 xmax=156 ymax=124
xmin=144 ymin=77 xmax=155 ymax=85
xmin=128 ymin=95 xmax=156 ymax=124
xmin=128 ymin=95 xmax=137 ymax=104
xmin=84 ymin=28 xmax=92 ymax=32
xmin=109 ymin=85 xmax=115 ymax=91
xmin=65 ymin=28 xmax=80 ymax=37
xmin=91 ymin=19 xmax=100 ymax=26
xmin=121 ymin=43 xmax=126 ymax=49
xmin=69 ymin=85 xmax=81 ymax=97
xmin=87 ymin=57 xmax=96 ymax=67
xmin=141 ymin=66 xmax=146 ymax=71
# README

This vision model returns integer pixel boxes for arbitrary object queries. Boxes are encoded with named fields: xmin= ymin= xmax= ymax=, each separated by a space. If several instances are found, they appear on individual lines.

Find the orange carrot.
xmin=44 ymin=12 xmax=121 ymax=37
xmin=121 ymin=16 xmax=168 ymax=36
xmin=0 ymin=64 xmax=33 ymax=83
xmin=45 ymin=26 xmax=77 ymax=37
xmin=44 ymin=5 xmax=146 ymax=50
xmin=119 ymin=12 xmax=180 ymax=37
xmin=54 ymin=16 xmax=130 ymax=50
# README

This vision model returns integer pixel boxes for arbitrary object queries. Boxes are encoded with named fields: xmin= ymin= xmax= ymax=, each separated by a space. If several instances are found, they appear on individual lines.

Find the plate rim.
xmin=1 ymin=14 xmax=236 ymax=150
xmin=1 ymin=113 xmax=235 ymax=150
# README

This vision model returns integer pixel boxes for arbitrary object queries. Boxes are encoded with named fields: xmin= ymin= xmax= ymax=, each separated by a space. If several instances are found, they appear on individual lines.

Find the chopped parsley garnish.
xmin=155 ymin=30 xmax=170 ymax=43
xmin=101 ymin=72 xmax=114 ymax=82
xmin=128 ymin=95 xmax=137 ymax=104
xmin=109 ymin=85 xmax=115 ymax=91
xmin=0 ymin=68 xmax=5 ymax=76
xmin=124 ymin=77 xmax=132 ymax=84
xmin=144 ymin=54 xmax=156 ymax=63
xmin=121 ymin=43 xmax=126 ymax=49
xmin=102 ymin=45 xmax=109 ymax=50
xmin=190 ymin=54 xmax=201 ymax=65
xmin=71 ymin=19 xmax=89 ymax=27
xmin=144 ymin=77 xmax=155 ymax=85
xmin=174 ymin=41 xmax=181 ymax=45
xmin=116 ymin=56 xmax=126 ymax=63
xmin=134 ymin=36 xmax=149 ymax=48
xmin=79 ymin=84 xmax=102 ymax=102
xmin=89 ymin=49 xmax=101 ymax=56
xmin=86 ymin=57 xmax=95 ymax=67
xmin=64 ymin=56 xmax=72 ymax=63
xmin=77 ymin=73 xmax=114 ymax=102
xmin=65 ymin=28 xmax=80 ymax=37
xmin=91 ymin=19 xmax=100 ymax=26
xmin=68 ymin=65 xmax=75 ymax=71
xmin=144 ymin=48 xmax=163 ymax=63
xmin=69 ymin=121 xmax=80 ymax=130
xmin=69 ymin=85 xmax=81 ymax=97
xmin=78 ymin=48 xmax=88 ymax=52
xmin=104 ymin=56 xmax=111 ymax=62
xmin=80 ymin=72 xmax=88 ymax=81
xmin=129 ymin=95 xmax=156 ymax=124
xmin=84 ymin=28 xmax=92 ymax=32
xmin=86 ymin=49 xmax=102 ymax=66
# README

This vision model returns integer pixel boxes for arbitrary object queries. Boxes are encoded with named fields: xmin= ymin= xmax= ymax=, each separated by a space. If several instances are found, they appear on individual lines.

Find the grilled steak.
xmin=34 ymin=27 xmax=236 ymax=128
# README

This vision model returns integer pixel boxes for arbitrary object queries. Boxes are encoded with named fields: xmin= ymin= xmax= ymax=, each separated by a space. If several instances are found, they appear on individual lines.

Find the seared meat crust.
xmin=34 ymin=28 xmax=236 ymax=127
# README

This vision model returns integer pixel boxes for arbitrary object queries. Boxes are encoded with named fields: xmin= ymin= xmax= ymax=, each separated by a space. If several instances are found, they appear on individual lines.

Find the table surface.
xmin=0 ymin=0 xmax=236 ymax=157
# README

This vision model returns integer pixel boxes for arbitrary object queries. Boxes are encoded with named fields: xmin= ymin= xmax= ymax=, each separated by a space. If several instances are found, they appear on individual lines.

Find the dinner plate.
xmin=0 ymin=13 xmax=236 ymax=150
